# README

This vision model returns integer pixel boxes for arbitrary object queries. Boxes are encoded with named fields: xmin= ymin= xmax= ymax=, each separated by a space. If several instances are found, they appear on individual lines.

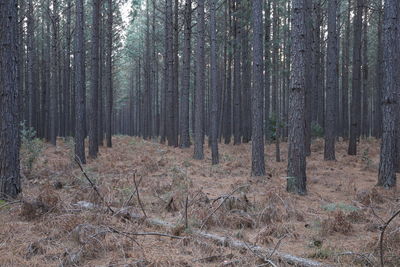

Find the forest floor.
xmin=0 ymin=136 xmax=399 ymax=266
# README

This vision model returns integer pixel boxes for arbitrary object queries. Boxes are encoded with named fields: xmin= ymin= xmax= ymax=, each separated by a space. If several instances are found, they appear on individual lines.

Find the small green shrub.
xmin=266 ymin=114 xmax=286 ymax=140
xmin=311 ymin=122 xmax=324 ymax=138
xmin=20 ymin=121 xmax=44 ymax=175
xmin=361 ymin=148 xmax=373 ymax=169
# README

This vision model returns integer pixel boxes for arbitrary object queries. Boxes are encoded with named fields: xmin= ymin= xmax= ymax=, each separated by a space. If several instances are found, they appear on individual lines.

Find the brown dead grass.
xmin=0 ymin=136 xmax=399 ymax=266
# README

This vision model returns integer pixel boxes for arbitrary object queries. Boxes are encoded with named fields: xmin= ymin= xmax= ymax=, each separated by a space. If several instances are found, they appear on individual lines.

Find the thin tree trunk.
xmin=251 ymin=0 xmax=266 ymax=176
xmin=180 ymin=0 xmax=192 ymax=148
xmin=89 ymin=0 xmax=100 ymax=158
xmin=348 ymin=0 xmax=363 ymax=155
xmin=210 ymin=0 xmax=219 ymax=165
xmin=194 ymin=0 xmax=205 ymax=160
xmin=106 ymin=0 xmax=113 ymax=147
xmin=74 ymin=0 xmax=86 ymax=164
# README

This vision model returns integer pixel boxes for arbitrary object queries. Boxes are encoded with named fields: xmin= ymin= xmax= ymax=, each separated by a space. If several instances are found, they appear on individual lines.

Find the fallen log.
xmin=74 ymin=201 xmax=333 ymax=267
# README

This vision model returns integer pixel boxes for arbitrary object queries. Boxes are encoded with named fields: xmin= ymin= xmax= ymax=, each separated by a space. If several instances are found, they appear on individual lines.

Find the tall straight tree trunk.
xmin=179 ymin=0 xmax=192 ymax=148
xmin=74 ymin=0 xmax=86 ymax=164
xmin=324 ymin=0 xmax=338 ymax=160
xmin=50 ymin=0 xmax=59 ymax=145
xmin=27 ymin=0 xmax=36 ymax=130
xmin=89 ymin=0 xmax=100 ymax=158
xmin=304 ymin=0 xmax=313 ymax=156
xmin=264 ymin=0 xmax=271 ymax=141
xmin=251 ymin=0 xmax=266 ymax=176
xmin=173 ymin=0 xmax=179 ymax=144
xmin=194 ymin=0 xmax=205 ymax=159
xmin=287 ymin=0 xmax=307 ymax=195
xmin=106 ymin=0 xmax=113 ymax=147
xmin=224 ymin=0 xmax=233 ymax=144
xmin=233 ymin=0 xmax=241 ymax=145
xmin=341 ymin=0 xmax=350 ymax=140
xmin=378 ymin=0 xmax=398 ymax=188
xmin=165 ymin=0 xmax=177 ymax=147
xmin=210 ymin=0 xmax=219 ymax=165
xmin=348 ymin=0 xmax=363 ymax=155
xmin=65 ymin=0 xmax=72 ymax=136
xmin=373 ymin=0 xmax=383 ymax=138
xmin=0 ymin=0 xmax=21 ymax=199
xmin=241 ymin=24 xmax=251 ymax=143
xmin=361 ymin=4 xmax=369 ymax=137
xmin=98 ymin=7 xmax=104 ymax=145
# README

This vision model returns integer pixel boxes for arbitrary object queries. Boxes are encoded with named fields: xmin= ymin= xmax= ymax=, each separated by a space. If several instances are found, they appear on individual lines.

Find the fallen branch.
xmin=74 ymin=156 xmax=114 ymax=214
xmin=379 ymin=208 xmax=400 ymax=267
xmin=200 ymin=184 xmax=249 ymax=230
xmin=76 ymin=201 xmax=333 ymax=267
xmin=106 ymin=226 xmax=183 ymax=239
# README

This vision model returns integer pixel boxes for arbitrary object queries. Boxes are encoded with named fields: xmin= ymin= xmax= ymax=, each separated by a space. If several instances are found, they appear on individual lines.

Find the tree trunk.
xmin=251 ymin=0 xmax=266 ymax=176
xmin=378 ymin=0 xmax=398 ymax=188
xmin=348 ymin=0 xmax=363 ymax=155
xmin=89 ymin=0 xmax=100 ymax=158
xmin=233 ymin=0 xmax=241 ymax=145
xmin=179 ymin=0 xmax=192 ymax=148
xmin=373 ymin=0 xmax=383 ymax=138
xmin=264 ymin=0 xmax=271 ymax=141
xmin=194 ymin=0 xmax=205 ymax=160
xmin=74 ymin=0 xmax=86 ymax=164
xmin=0 ymin=0 xmax=21 ymax=199
xmin=210 ymin=0 xmax=219 ymax=165
xmin=287 ymin=0 xmax=307 ymax=195
xmin=361 ymin=4 xmax=369 ymax=137
xmin=324 ymin=0 xmax=338 ymax=160
xmin=106 ymin=0 xmax=113 ymax=147
xmin=341 ymin=0 xmax=350 ymax=140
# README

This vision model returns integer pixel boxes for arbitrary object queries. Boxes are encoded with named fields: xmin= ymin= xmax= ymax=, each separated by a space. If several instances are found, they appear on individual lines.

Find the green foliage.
xmin=311 ymin=122 xmax=324 ymax=138
xmin=266 ymin=114 xmax=285 ymax=140
xmin=321 ymin=203 xmax=359 ymax=213
xmin=361 ymin=148 xmax=373 ymax=169
xmin=20 ymin=121 xmax=44 ymax=174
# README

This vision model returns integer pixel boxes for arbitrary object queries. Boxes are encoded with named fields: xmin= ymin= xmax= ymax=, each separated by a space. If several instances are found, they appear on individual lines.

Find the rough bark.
xmin=193 ymin=0 xmax=205 ymax=160
xmin=378 ymin=0 xmax=398 ymax=188
xmin=341 ymin=0 xmax=350 ymax=139
xmin=348 ymin=0 xmax=363 ymax=155
xmin=373 ymin=0 xmax=383 ymax=138
xmin=89 ymin=0 xmax=100 ymax=158
xmin=251 ymin=0 xmax=266 ymax=176
xmin=210 ymin=0 xmax=219 ymax=165
xmin=0 ymin=0 xmax=21 ymax=199
xmin=233 ymin=0 xmax=241 ymax=145
xmin=179 ymin=0 xmax=192 ymax=148
xmin=74 ymin=0 xmax=86 ymax=164
xmin=324 ymin=0 xmax=338 ymax=160
xmin=106 ymin=0 xmax=113 ymax=147
xmin=287 ymin=0 xmax=307 ymax=195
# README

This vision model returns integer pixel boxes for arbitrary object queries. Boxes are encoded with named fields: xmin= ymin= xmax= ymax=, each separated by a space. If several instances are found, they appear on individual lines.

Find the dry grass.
xmin=0 ymin=136 xmax=399 ymax=266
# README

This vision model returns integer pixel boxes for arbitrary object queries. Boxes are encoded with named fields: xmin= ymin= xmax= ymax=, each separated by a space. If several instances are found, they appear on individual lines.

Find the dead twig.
xmin=185 ymin=194 xmax=189 ymax=229
xmin=200 ymin=184 xmax=249 ymax=230
xmin=379 ymin=208 xmax=400 ymax=267
xmin=74 ymin=156 xmax=114 ymax=214
xmin=133 ymin=172 xmax=147 ymax=218
xmin=268 ymin=234 xmax=288 ymax=259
